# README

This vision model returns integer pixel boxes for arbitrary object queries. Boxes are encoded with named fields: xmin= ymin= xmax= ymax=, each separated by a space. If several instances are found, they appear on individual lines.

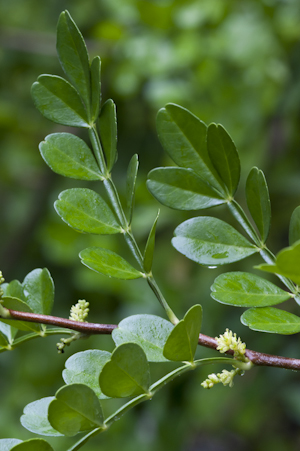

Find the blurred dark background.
xmin=1 ymin=0 xmax=300 ymax=450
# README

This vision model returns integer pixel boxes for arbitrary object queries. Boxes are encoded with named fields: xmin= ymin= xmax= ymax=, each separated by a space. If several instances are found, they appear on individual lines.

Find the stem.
xmin=88 ymin=126 xmax=107 ymax=175
xmin=66 ymin=427 xmax=103 ymax=451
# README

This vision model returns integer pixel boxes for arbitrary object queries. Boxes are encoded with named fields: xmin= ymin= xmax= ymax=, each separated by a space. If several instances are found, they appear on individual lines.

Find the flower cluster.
xmin=0 ymin=271 xmax=5 ymax=298
xmin=216 ymin=328 xmax=246 ymax=361
xmin=69 ymin=299 xmax=89 ymax=322
xmin=201 ymin=368 xmax=240 ymax=389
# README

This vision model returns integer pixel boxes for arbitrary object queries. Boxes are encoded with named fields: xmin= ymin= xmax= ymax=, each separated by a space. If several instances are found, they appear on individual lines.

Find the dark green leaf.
xmin=90 ymin=56 xmax=101 ymax=122
xmin=211 ymin=272 xmax=291 ymax=307
xmin=39 ymin=133 xmax=102 ymax=180
xmin=57 ymin=11 xmax=91 ymax=112
xmin=48 ymin=384 xmax=103 ymax=437
xmin=20 ymin=397 xmax=63 ymax=436
xmin=241 ymin=307 xmax=300 ymax=334
xmin=172 ymin=217 xmax=258 ymax=266
xmin=112 ymin=314 xmax=173 ymax=362
xmin=0 ymin=297 xmax=40 ymax=332
xmin=246 ymin=167 xmax=271 ymax=243
xmin=11 ymin=439 xmax=54 ymax=451
xmin=0 ymin=439 xmax=22 ymax=451
xmin=163 ymin=305 xmax=202 ymax=362
xmin=80 ymin=247 xmax=143 ymax=279
xmin=23 ymin=268 xmax=54 ymax=315
xmin=156 ymin=104 xmax=224 ymax=192
xmin=144 ymin=211 xmax=159 ymax=273
xmin=55 ymin=188 xmax=122 ymax=235
xmin=98 ymin=99 xmax=117 ymax=172
xmin=31 ymin=75 xmax=89 ymax=128
xmin=100 ymin=343 xmax=150 ymax=398
xmin=289 ymin=206 xmax=300 ymax=246
xmin=207 ymin=123 xmax=240 ymax=196
xmin=256 ymin=241 xmax=300 ymax=285
xmin=63 ymin=350 xmax=111 ymax=399
xmin=126 ymin=154 xmax=139 ymax=224
xmin=147 ymin=167 xmax=226 ymax=210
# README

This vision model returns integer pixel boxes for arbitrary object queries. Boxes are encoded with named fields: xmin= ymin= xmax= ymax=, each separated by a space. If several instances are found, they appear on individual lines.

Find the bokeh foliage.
xmin=1 ymin=0 xmax=300 ymax=450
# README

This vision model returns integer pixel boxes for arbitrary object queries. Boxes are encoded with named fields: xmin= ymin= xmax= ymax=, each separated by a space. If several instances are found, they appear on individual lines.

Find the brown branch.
xmin=3 ymin=308 xmax=300 ymax=371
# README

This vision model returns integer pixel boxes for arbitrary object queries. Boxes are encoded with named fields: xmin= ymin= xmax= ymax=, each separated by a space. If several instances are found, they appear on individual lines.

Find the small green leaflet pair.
xmin=0 ymin=268 xmax=54 ymax=349
xmin=147 ymin=104 xmax=300 ymax=335
xmin=4 ymin=307 xmax=202 ymax=442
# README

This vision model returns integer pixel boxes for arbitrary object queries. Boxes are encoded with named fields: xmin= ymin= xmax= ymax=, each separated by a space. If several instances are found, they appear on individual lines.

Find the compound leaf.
xmin=112 ymin=314 xmax=173 ymax=362
xmin=40 ymin=133 xmax=102 ymax=180
xmin=23 ymin=268 xmax=54 ymax=316
xmin=172 ymin=217 xmax=258 ymax=266
xmin=100 ymin=343 xmax=150 ymax=398
xmin=48 ymin=384 xmax=103 ymax=437
xmin=211 ymin=272 xmax=291 ymax=307
xmin=20 ymin=397 xmax=63 ymax=437
xmin=55 ymin=188 xmax=121 ymax=235
xmin=241 ymin=307 xmax=300 ymax=334
xmin=80 ymin=247 xmax=143 ymax=279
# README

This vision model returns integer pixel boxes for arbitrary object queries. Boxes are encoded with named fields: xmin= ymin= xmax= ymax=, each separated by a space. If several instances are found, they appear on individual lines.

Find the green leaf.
xmin=100 ymin=343 xmax=150 ymax=398
xmin=172 ymin=217 xmax=258 ymax=266
xmin=0 ymin=331 xmax=9 ymax=348
xmin=147 ymin=167 xmax=226 ymax=210
xmin=63 ymin=350 xmax=111 ymax=399
xmin=31 ymin=75 xmax=89 ymax=128
xmin=289 ymin=206 xmax=300 ymax=245
xmin=207 ymin=123 xmax=240 ymax=196
xmin=23 ymin=268 xmax=54 ymax=316
xmin=144 ymin=211 xmax=159 ymax=273
xmin=80 ymin=247 xmax=144 ymax=279
xmin=256 ymin=241 xmax=300 ymax=285
xmin=126 ymin=154 xmax=139 ymax=224
xmin=211 ymin=272 xmax=291 ymax=307
xmin=57 ymin=11 xmax=91 ymax=112
xmin=39 ymin=133 xmax=102 ymax=180
xmin=0 ymin=314 xmax=18 ymax=344
xmin=20 ymin=397 xmax=63 ymax=436
xmin=4 ymin=280 xmax=26 ymax=302
xmin=246 ymin=167 xmax=271 ymax=243
xmin=156 ymin=104 xmax=224 ymax=192
xmin=112 ymin=314 xmax=173 ymax=362
xmin=48 ymin=384 xmax=103 ymax=437
xmin=98 ymin=99 xmax=118 ymax=172
xmin=0 ymin=439 xmax=22 ymax=451
xmin=0 ymin=297 xmax=40 ymax=332
xmin=55 ymin=188 xmax=122 ymax=235
xmin=90 ymin=56 xmax=101 ymax=122
xmin=11 ymin=439 xmax=54 ymax=451
xmin=163 ymin=305 xmax=202 ymax=362
xmin=241 ymin=307 xmax=300 ymax=334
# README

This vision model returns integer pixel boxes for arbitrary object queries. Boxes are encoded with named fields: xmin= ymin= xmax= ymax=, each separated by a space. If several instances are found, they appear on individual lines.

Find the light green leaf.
xmin=156 ymin=104 xmax=224 ymax=193
xmin=0 ymin=309 xmax=18 ymax=344
xmin=23 ymin=268 xmax=54 ymax=316
xmin=0 ymin=331 xmax=8 ymax=348
xmin=11 ymin=439 xmax=54 ymax=451
xmin=241 ymin=307 xmax=300 ymax=334
xmin=100 ymin=343 xmax=150 ymax=398
xmin=20 ymin=397 xmax=63 ymax=436
xmin=98 ymin=99 xmax=118 ymax=172
xmin=289 ymin=206 xmax=300 ymax=246
xmin=0 ymin=297 xmax=40 ymax=332
xmin=0 ymin=439 xmax=22 ymax=451
xmin=147 ymin=167 xmax=226 ymax=210
xmin=4 ymin=280 xmax=26 ymax=302
xmin=57 ymin=11 xmax=91 ymax=111
xmin=126 ymin=154 xmax=139 ymax=225
xmin=112 ymin=314 xmax=173 ymax=362
xmin=55 ymin=188 xmax=121 ymax=235
xmin=48 ymin=384 xmax=103 ymax=437
xmin=172 ymin=217 xmax=258 ymax=266
xmin=246 ymin=167 xmax=271 ymax=243
xmin=63 ymin=350 xmax=111 ymax=399
xmin=256 ymin=241 xmax=300 ymax=285
xmin=163 ymin=305 xmax=202 ymax=362
xmin=90 ymin=56 xmax=101 ymax=122
xmin=31 ymin=75 xmax=89 ymax=128
xmin=207 ymin=123 xmax=240 ymax=196
xmin=39 ymin=133 xmax=102 ymax=180
xmin=211 ymin=272 xmax=291 ymax=307
xmin=143 ymin=211 xmax=159 ymax=273
xmin=80 ymin=247 xmax=144 ymax=279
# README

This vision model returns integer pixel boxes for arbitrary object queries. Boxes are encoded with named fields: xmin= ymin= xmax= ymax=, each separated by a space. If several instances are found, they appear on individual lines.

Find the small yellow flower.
xmin=69 ymin=300 xmax=89 ymax=322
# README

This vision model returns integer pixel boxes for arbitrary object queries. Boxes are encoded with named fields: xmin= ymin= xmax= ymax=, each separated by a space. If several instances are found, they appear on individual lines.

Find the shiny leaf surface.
xmin=241 ymin=307 xmax=300 ymax=334
xmin=23 ymin=268 xmax=54 ymax=315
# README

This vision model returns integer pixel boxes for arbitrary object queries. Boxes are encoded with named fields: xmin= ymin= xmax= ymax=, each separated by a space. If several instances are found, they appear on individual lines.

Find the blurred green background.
xmin=1 ymin=0 xmax=300 ymax=449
